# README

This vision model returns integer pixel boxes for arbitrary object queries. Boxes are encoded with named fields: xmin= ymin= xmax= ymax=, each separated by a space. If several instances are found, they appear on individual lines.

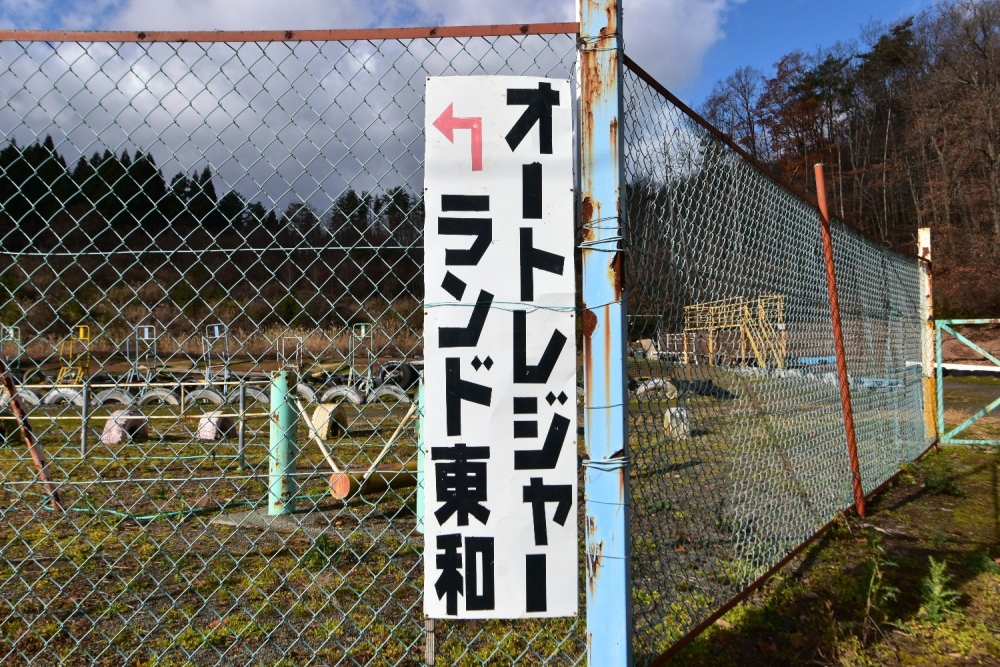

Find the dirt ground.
xmin=666 ymin=379 xmax=1000 ymax=667
xmin=941 ymin=323 xmax=1000 ymax=366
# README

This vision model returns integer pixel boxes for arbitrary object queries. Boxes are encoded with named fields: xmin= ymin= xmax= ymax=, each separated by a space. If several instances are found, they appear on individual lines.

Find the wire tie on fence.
xmin=581 ymin=214 xmax=620 ymax=228
xmin=577 ymin=34 xmax=623 ymax=50
xmin=583 ymin=402 xmax=625 ymax=410
xmin=581 ymin=457 xmax=628 ymax=472
xmin=578 ymin=235 xmax=623 ymax=249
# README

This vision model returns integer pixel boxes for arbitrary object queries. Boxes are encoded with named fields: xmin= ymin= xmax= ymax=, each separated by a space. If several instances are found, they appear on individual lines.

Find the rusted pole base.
xmin=329 ymin=461 xmax=418 ymax=500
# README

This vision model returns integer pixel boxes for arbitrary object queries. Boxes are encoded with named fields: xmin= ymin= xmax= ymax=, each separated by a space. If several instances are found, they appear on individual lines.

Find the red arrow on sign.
xmin=433 ymin=103 xmax=483 ymax=171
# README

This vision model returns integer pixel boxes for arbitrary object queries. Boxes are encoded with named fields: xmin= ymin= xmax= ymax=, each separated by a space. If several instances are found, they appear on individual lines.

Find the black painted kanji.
xmin=439 ymin=290 xmax=493 ymax=348
xmin=432 ymin=442 xmax=491 ymax=526
xmin=434 ymin=534 xmax=463 ymax=616
xmin=513 ymin=310 xmax=567 ymax=384
xmin=442 ymin=194 xmax=489 ymax=211
xmin=519 ymin=227 xmax=564 ymax=301
xmin=515 ymin=413 xmax=570 ymax=470
xmin=525 ymin=553 xmax=547 ymax=613
xmin=445 ymin=357 xmax=492 ymax=436
xmin=464 ymin=536 xmax=496 ymax=611
xmin=506 ymin=82 xmax=560 ymax=154
xmin=522 ymin=477 xmax=573 ymax=545
xmin=522 ymin=162 xmax=542 ymax=219
xmin=439 ymin=217 xmax=491 ymax=266
xmin=441 ymin=271 xmax=466 ymax=301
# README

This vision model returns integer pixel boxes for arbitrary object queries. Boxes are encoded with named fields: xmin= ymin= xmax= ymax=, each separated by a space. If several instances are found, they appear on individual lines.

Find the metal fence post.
xmin=269 ymin=370 xmax=297 ymax=516
xmin=80 ymin=378 xmax=89 ymax=457
xmin=237 ymin=379 xmax=246 ymax=470
xmin=814 ymin=164 xmax=865 ymax=517
xmin=579 ymin=0 xmax=632 ymax=664
xmin=918 ymin=228 xmax=936 ymax=444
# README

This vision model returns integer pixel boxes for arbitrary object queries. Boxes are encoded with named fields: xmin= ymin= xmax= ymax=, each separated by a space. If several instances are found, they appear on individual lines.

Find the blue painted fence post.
xmin=269 ymin=370 xmax=298 ymax=516
xmin=579 ymin=1 xmax=633 ymax=665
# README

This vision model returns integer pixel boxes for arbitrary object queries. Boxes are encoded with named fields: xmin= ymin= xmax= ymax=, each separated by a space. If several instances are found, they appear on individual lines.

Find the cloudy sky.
xmin=0 ymin=0 xmax=938 ymax=106
xmin=0 ymin=0 xmax=941 ymax=215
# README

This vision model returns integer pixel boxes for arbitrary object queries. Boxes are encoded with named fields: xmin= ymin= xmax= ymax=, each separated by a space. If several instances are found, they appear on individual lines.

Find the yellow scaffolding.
xmin=56 ymin=325 xmax=91 ymax=385
xmin=682 ymin=295 xmax=787 ymax=369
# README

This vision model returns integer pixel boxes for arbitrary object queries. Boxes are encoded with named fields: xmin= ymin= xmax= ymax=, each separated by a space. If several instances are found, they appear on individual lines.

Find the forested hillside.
xmin=0 ymin=137 xmax=423 ymax=335
xmin=701 ymin=0 xmax=1000 ymax=316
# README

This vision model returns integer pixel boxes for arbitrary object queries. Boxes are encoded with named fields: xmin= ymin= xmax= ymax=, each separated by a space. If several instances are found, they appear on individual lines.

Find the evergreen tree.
xmin=329 ymin=188 xmax=369 ymax=246
xmin=128 ymin=151 xmax=167 ymax=226
xmin=189 ymin=166 xmax=219 ymax=225
xmin=95 ymin=149 xmax=125 ymax=222
xmin=218 ymin=190 xmax=248 ymax=225
xmin=70 ymin=156 xmax=96 ymax=208
xmin=163 ymin=172 xmax=194 ymax=224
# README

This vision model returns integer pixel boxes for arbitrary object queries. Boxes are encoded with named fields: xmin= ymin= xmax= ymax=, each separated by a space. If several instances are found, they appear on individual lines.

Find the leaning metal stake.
xmin=814 ymin=163 xmax=865 ymax=518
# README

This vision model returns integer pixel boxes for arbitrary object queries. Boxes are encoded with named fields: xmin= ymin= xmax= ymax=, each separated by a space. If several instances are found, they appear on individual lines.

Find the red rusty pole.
xmin=814 ymin=163 xmax=865 ymax=518
xmin=0 ymin=355 xmax=61 ymax=511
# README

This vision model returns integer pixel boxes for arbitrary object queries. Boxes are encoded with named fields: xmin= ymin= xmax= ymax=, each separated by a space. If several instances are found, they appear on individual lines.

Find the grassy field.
xmin=0 ymin=366 xmax=974 ymax=665
xmin=0 ymin=389 xmax=585 ymax=665
xmin=665 ymin=376 xmax=1000 ymax=666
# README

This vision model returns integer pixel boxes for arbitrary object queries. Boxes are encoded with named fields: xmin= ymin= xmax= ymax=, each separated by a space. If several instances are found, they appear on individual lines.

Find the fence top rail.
xmin=621 ymin=52 xmax=923 ymax=264
xmin=0 ymin=22 xmax=580 ymax=43
xmin=937 ymin=318 xmax=1000 ymax=325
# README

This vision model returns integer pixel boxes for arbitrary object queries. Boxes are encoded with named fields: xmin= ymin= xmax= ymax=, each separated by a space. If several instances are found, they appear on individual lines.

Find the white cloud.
xmin=105 ymin=0 xmax=737 ymax=91
xmin=2 ymin=0 xmax=740 ymax=93
xmin=399 ymin=0 xmax=573 ymax=25
xmin=0 ymin=0 xmax=741 ymax=210
xmin=108 ymin=0 xmax=384 ymax=31
xmin=0 ymin=0 xmax=60 ymax=29
xmin=622 ymin=0 xmax=742 ymax=90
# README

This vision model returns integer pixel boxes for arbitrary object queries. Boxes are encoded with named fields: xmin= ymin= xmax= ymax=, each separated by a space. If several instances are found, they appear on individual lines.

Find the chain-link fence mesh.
xmin=0 ymin=31 xmax=584 ymax=665
xmin=621 ymin=59 xmax=927 ymax=663
xmin=0 ymin=26 xmax=933 ymax=665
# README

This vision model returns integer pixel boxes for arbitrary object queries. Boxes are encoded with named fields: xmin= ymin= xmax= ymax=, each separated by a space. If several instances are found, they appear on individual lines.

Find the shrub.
xmin=919 ymin=556 xmax=961 ymax=625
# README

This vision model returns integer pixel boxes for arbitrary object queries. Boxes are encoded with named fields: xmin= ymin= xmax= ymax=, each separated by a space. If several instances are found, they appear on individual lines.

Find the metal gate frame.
xmin=936 ymin=318 xmax=1000 ymax=445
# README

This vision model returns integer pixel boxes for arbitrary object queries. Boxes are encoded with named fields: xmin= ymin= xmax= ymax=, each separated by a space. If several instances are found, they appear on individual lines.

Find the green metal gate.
xmin=936 ymin=318 xmax=1000 ymax=445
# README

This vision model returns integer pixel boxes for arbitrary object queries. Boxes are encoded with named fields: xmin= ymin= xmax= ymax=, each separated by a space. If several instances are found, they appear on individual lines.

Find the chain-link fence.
xmin=0 ymin=18 xmax=934 ymax=667
xmin=620 ymin=58 xmax=928 ymax=663
xmin=0 ymin=27 xmax=584 ymax=665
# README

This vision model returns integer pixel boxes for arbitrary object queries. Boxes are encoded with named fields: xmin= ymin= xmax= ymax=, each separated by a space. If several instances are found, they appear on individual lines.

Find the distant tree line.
xmin=0 ymin=135 xmax=422 ymax=247
xmin=0 ymin=136 xmax=425 ymax=327
xmin=700 ymin=0 xmax=1000 ymax=315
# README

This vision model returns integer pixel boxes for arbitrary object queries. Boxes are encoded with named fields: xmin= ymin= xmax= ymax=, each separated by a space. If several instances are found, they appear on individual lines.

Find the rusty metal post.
xmin=580 ymin=0 xmax=633 ymax=664
xmin=268 ymin=370 xmax=297 ymax=516
xmin=814 ymin=164 xmax=865 ymax=517
xmin=0 ymin=355 xmax=61 ymax=511
xmin=918 ymin=228 xmax=936 ymax=444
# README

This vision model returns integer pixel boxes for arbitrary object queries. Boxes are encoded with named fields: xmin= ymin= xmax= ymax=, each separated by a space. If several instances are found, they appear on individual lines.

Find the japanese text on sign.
xmin=423 ymin=76 xmax=577 ymax=619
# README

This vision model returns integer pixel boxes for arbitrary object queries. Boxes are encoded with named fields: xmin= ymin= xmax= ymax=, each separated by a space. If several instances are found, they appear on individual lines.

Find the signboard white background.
xmin=423 ymin=75 xmax=577 ymax=619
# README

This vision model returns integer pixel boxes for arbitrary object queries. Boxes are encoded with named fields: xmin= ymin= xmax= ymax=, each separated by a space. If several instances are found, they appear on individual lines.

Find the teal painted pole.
xmin=415 ymin=376 xmax=425 ymax=534
xmin=269 ymin=370 xmax=297 ymax=516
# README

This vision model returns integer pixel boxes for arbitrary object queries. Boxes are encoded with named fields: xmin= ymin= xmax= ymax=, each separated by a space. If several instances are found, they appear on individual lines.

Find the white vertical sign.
xmin=423 ymin=76 xmax=577 ymax=619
